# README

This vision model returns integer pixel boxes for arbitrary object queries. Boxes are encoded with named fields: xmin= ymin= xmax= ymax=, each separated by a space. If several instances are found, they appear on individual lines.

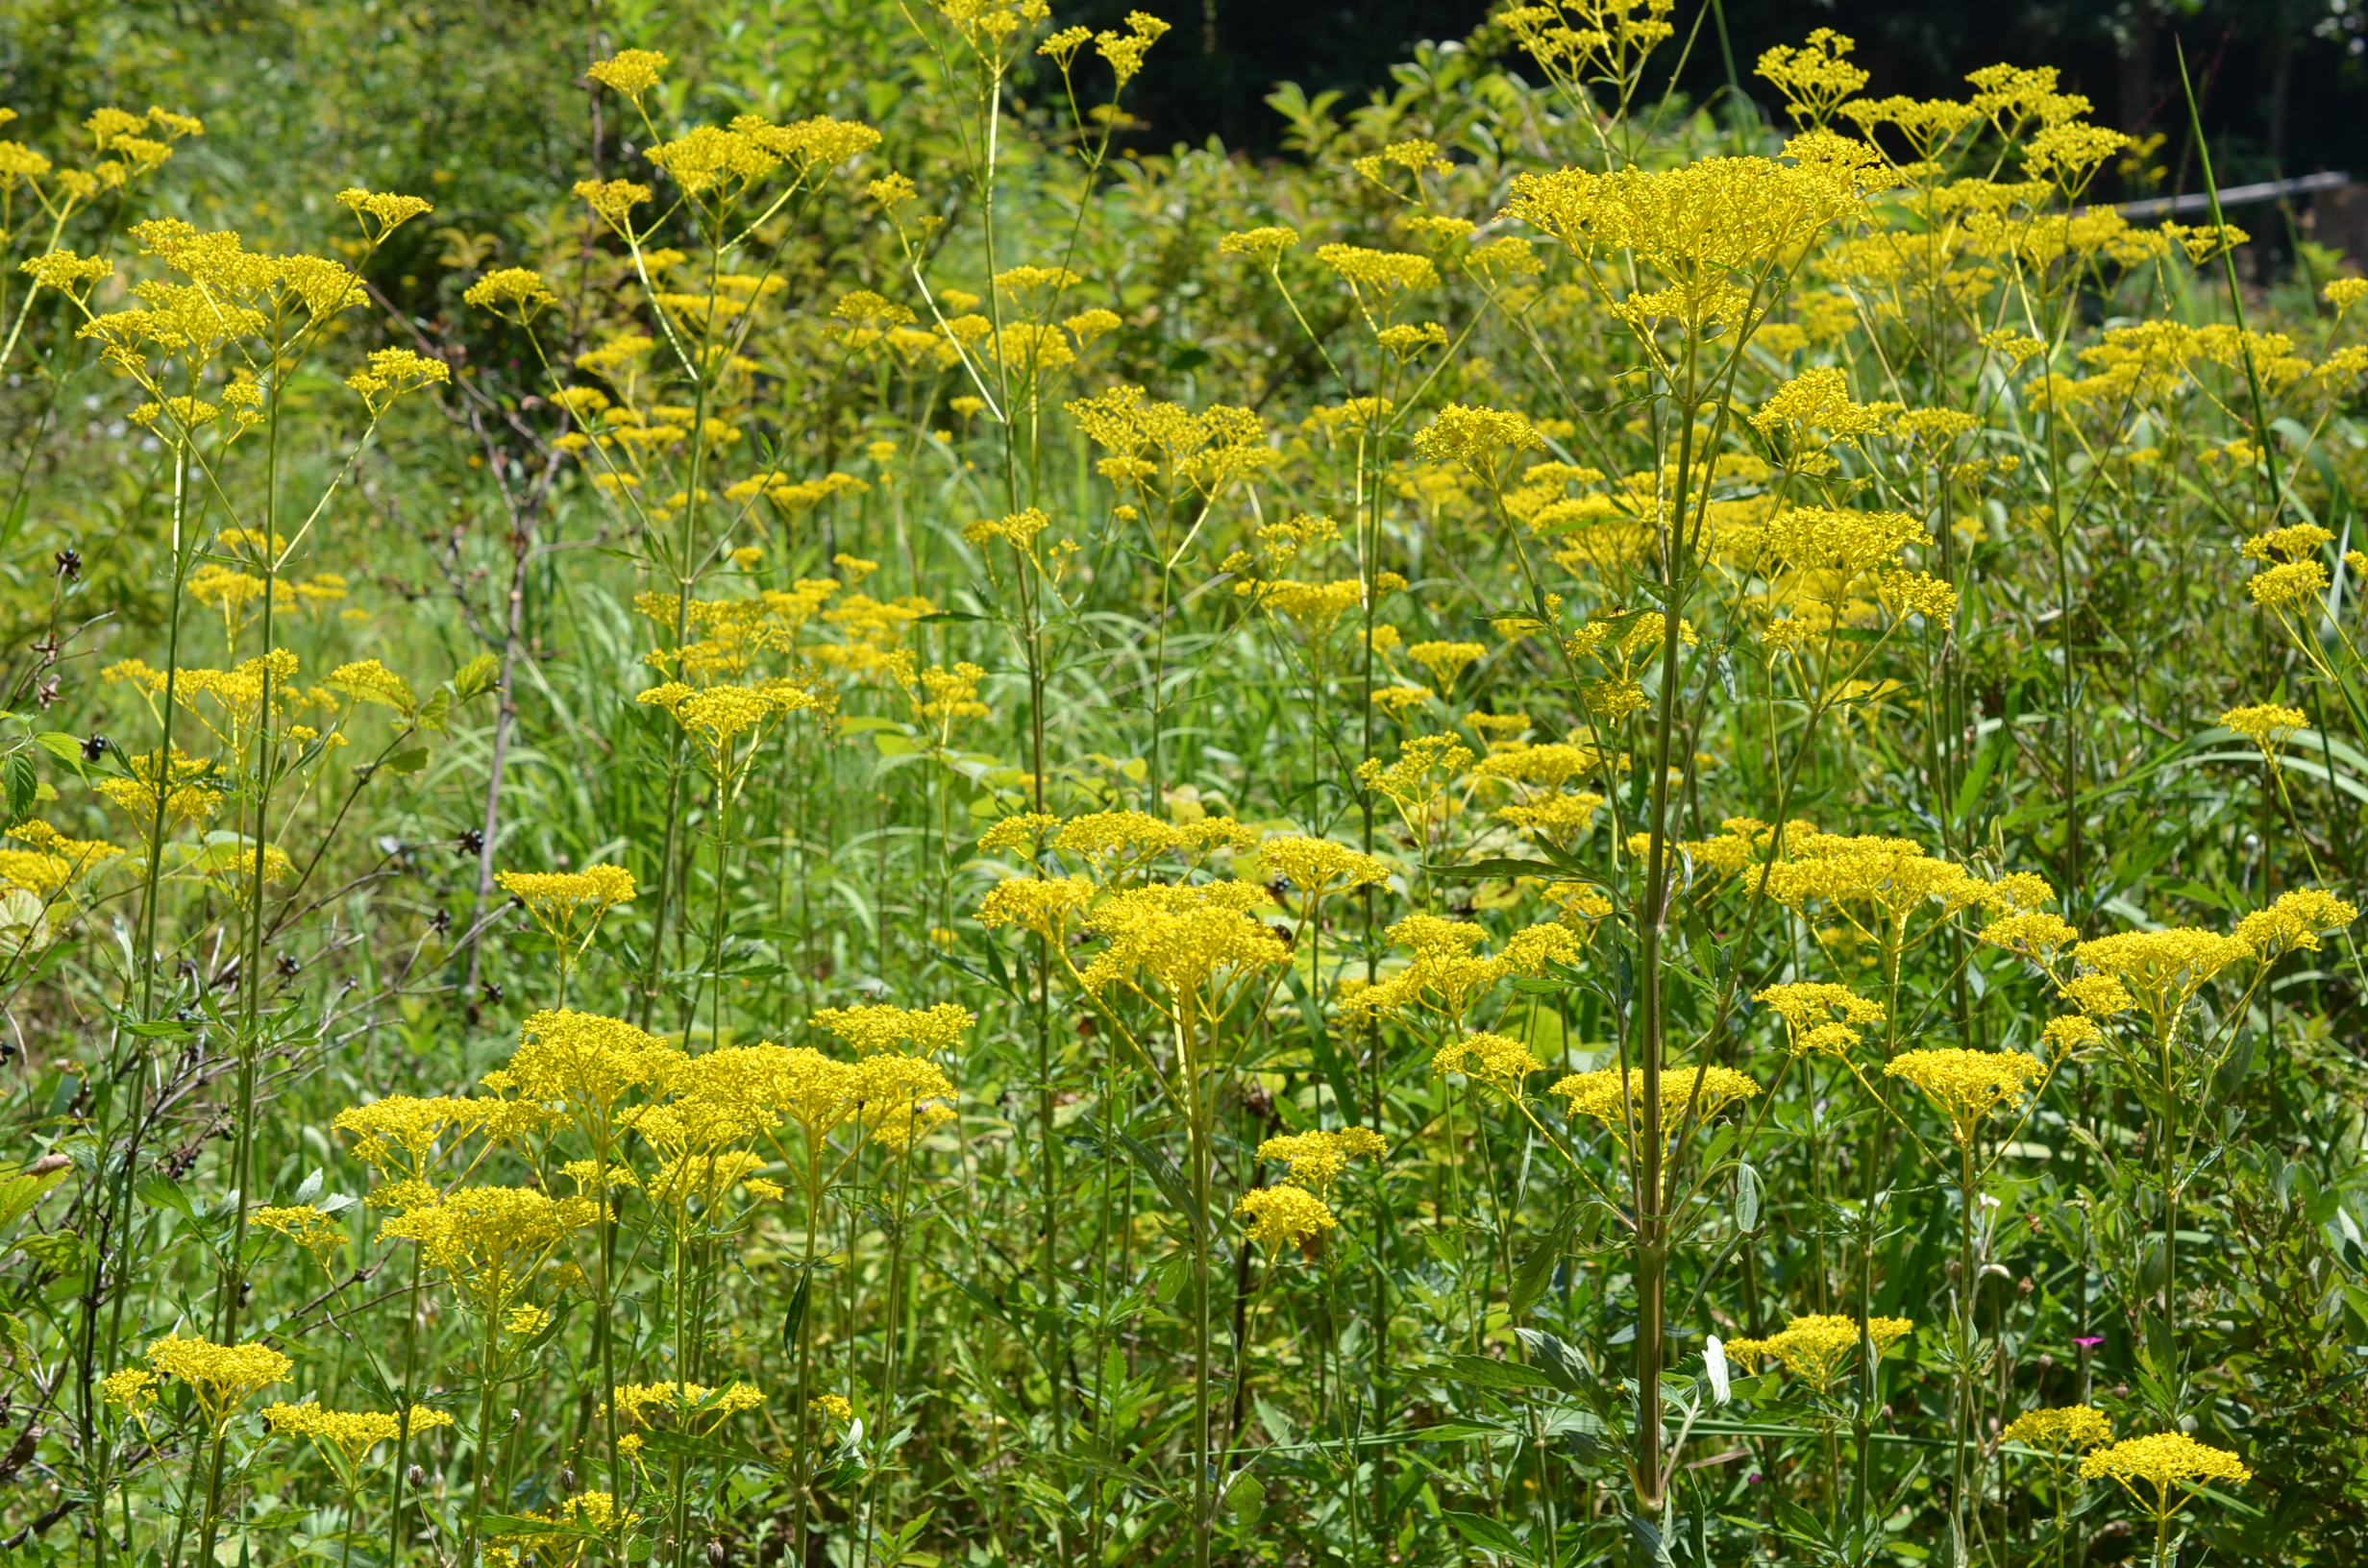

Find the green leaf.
xmin=634 ymin=1428 xmax=776 ymax=1471
xmin=137 ymin=1174 xmax=198 ymax=1219
xmin=32 ymin=733 xmax=85 ymax=769
xmin=1952 ymin=728 xmax=2004 ymax=825
xmin=1426 ymin=856 xmax=1587 ymax=883
xmin=780 ymin=1269 xmax=811 ymax=1354
xmin=1734 ymin=1162 xmax=1761 ymax=1235
xmin=14 ymin=1230 xmax=85 ymax=1273
xmin=1508 ymin=1226 xmax=1565 ymax=1321
xmin=1442 ymin=1510 xmax=1520 ymax=1556
xmin=1116 ymin=1130 xmax=1206 ymax=1245
xmin=0 ymin=1161 xmax=68 ymax=1226
xmin=451 ymin=652 xmax=502 ymax=699
xmin=1222 ymin=1468 xmax=1265 ymax=1525
xmin=3 ymin=752 xmax=34 ymax=824
xmin=383 ymin=749 xmax=431 ymax=776
xmin=1513 ymin=1328 xmax=1584 ymax=1391
xmin=1627 ymin=1512 xmax=1676 ymax=1567
xmin=1433 ymin=1354 xmax=1563 ymax=1392
xmin=479 ymin=1513 xmax=604 ymax=1540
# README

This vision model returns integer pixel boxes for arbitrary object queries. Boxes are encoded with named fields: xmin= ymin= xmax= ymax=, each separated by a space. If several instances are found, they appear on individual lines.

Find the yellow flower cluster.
xmin=375 ymin=1185 xmax=602 ymax=1309
xmin=1726 ymin=1312 xmax=1912 ymax=1394
xmin=1431 ymin=1032 xmax=1545 ymax=1097
xmin=1255 ymin=1127 xmax=1386 ymax=1197
xmin=1755 ymin=981 xmax=1884 ymax=1055
xmin=809 ymin=1002 xmax=974 ymax=1055
xmin=2233 ymin=889 xmax=2358 ymax=958
xmin=494 ymin=1009 xmax=685 ymax=1113
xmin=1550 ymin=1065 xmax=1761 ymax=1142
xmin=1344 ymin=914 xmax=1580 ymax=1024
xmin=2070 ymin=928 xmax=2254 ymax=1030
xmin=1234 ymin=1184 xmax=1339 ymax=1253
xmin=2079 ymin=1433 xmax=2251 ymax=1507
xmin=1883 ymin=1048 xmax=2044 ymax=1144
xmin=498 ymin=864 xmax=637 ymax=961
xmin=2002 ymin=1405 xmax=2112 ymax=1454
xmin=264 ymin=1402 xmax=455 ymax=1465
xmin=146 ymin=1334 xmax=293 ymax=1427
xmin=1255 ymin=836 xmax=1392 ymax=898
xmin=2221 ymin=701 xmax=2306 ymax=750
xmin=607 ymin=1380 xmax=766 ymax=1432
xmin=1074 ymin=881 xmax=1289 ymax=1002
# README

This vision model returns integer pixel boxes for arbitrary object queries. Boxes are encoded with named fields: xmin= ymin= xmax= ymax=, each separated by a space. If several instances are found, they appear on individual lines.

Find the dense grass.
xmin=0 ymin=6 xmax=2365 ymax=1567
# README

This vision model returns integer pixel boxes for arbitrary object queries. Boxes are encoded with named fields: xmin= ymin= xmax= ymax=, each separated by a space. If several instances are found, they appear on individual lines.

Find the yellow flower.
xmin=251 ymin=1205 xmax=347 ymax=1270
xmin=1750 ymin=366 xmax=1885 ymax=443
xmin=608 ymin=1382 xmax=766 ymax=1437
xmin=1883 ymin=1049 xmax=2044 ymax=1144
xmin=1074 ymin=881 xmax=1290 ymax=1003
xmin=587 ymin=48 xmax=668 ymax=99
xmin=2003 ymin=1405 xmax=2112 ymax=1454
xmin=809 ymin=1392 xmax=854 ymax=1422
xmin=1412 ymin=404 xmax=1542 ymax=473
xmin=1219 ymin=226 xmax=1299 ymax=263
xmin=1754 ymin=29 xmax=1868 ymax=126
xmin=146 ymin=1334 xmax=293 ymax=1430
xmin=496 ymin=1009 xmax=684 ymax=1115
xmin=2221 ymin=701 xmax=2306 ymax=752
xmin=1235 ymin=1184 xmax=1338 ymax=1251
xmin=1256 ymin=1128 xmax=1386 ymax=1197
xmin=2071 ymin=928 xmax=2254 ymax=1033
xmin=102 ymin=1367 xmax=158 ymax=1422
xmin=2080 ymin=1433 xmax=2250 ymax=1516
xmin=463 ymin=267 xmax=555 ymax=321
xmin=333 ymin=1094 xmax=506 ymax=1178
xmin=1255 ymin=836 xmax=1392 ymax=899
xmin=1979 ymin=909 xmax=2080 ymax=962
xmin=2233 ymin=889 xmax=2358 ymax=959
xmin=1755 ymin=981 xmax=1883 ymax=1054
xmin=1725 ymin=1312 xmax=1910 ymax=1395
xmin=377 ymin=1186 xmax=600 ymax=1313
xmin=809 ymin=1001 xmax=974 ymax=1056
xmin=1431 ymin=1032 xmax=1543 ymax=1097
xmin=497 ymin=865 xmax=638 ymax=970
xmin=1549 ymin=1066 xmax=1761 ymax=1141
xmin=264 ymin=1402 xmax=454 ymax=1466
xmin=975 ymin=874 xmax=1096 ymax=939
xmin=2041 ymin=1015 xmax=2103 ymax=1050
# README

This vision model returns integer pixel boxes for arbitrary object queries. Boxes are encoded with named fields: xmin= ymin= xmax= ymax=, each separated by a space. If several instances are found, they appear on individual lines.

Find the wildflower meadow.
xmin=0 ymin=2 xmax=2363 ymax=1564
